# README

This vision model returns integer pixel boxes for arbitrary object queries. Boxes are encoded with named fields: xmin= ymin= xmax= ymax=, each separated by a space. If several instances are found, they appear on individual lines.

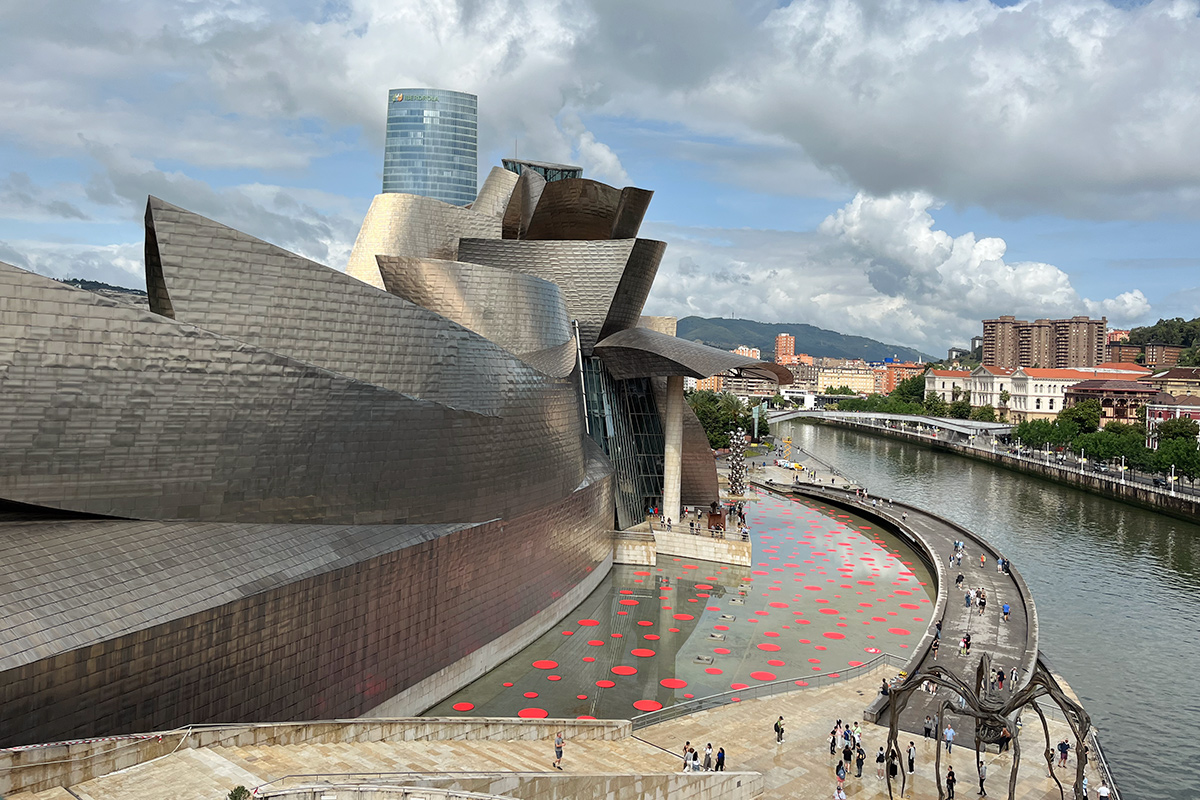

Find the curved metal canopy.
xmin=594 ymin=327 xmax=793 ymax=384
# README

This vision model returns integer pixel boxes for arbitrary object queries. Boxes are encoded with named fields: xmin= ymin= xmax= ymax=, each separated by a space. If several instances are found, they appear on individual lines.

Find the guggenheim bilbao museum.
xmin=0 ymin=158 xmax=791 ymax=746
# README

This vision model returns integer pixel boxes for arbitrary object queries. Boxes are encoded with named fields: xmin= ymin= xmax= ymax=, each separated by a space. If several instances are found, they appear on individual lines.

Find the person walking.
xmin=946 ymin=767 xmax=957 ymax=799
xmin=996 ymin=669 xmax=1005 ymax=691
xmin=964 ymin=632 xmax=972 ymax=655
xmin=830 ymin=728 xmax=839 ymax=755
xmin=842 ymin=742 xmax=853 ymax=771
xmin=682 ymin=740 xmax=691 ymax=769
xmin=964 ymin=591 xmax=972 ymax=609
xmin=1002 ymin=602 xmax=1010 ymax=623
xmin=875 ymin=746 xmax=886 ymax=779
xmin=835 ymin=759 xmax=847 ymax=788
xmin=980 ymin=553 xmax=986 ymax=569
xmin=855 ymin=746 xmax=866 ymax=778
xmin=978 ymin=594 xmax=987 ymax=616
xmin=907 ymin=741 xmax=916 ymax=775
xmin=852 ymin=722 xmax=862 ymax=748
xmin=552 ymin=731 xmax=565 ymax=770
xmin=944 ymin=724 xmax=956 ymax=754
xmin=1057 ymin=738 xmax=1071 ymax=767
xmin=932 ymin=636 xmax=940 ymax=659
xmin=715 ymin=747 xmax=725 ymax=771
xmin=888 ymin=750 xmax=900 ymax=782
xmin=691 ymin=748 xmax=700 ymax=772
xmin=703 ymin=743 xmax=713 ymax=771
xmin=923 ymin=715 xmax=933 ymax=739
xmin=775 ymin=716 xmax=785 ymax=743
xmin=998 ymin=726 xmax=1012 ymax=753
xmin=978 ymin=759 xmax=987 ymax=796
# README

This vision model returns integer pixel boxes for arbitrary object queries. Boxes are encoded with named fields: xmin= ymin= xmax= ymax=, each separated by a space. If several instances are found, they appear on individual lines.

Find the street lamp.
xmin=1171 ymin=464 xmax=1177 ymax=496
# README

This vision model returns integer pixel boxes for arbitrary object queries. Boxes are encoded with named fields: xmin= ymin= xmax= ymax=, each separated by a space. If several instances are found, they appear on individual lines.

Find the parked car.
xmin=1152 ymin=477 xmax=1168 ymax=488
xmin=1092 ymin=463 xmax=1109 ymax=473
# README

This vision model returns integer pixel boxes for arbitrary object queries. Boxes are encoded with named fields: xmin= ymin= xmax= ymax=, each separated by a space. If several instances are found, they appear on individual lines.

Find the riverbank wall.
xmin=793 ymin=417 xmax=1200 ymax=523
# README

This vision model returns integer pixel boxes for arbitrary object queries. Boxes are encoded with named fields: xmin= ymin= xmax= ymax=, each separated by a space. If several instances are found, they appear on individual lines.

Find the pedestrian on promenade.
xmin=944 ymin=725 xmax=956 ymax=754
xmin=959 ymin=635 xmax=967 ymax=656
xmin=853 ymin=722 xmax=862 ymax=746
xmin=1097 ymin=781 xmax=1110 ymax=798
xmin=957 ymin=552 xmax=963 ymax=566
xmin=830 ymin=728 xmax=839 ymax=755
xmin=703 ymin=743 xmax=713 ymax=771
xmin=876 ymin=746 xmax=886 ymax=779
xmin=998 ymin=726 xmax=1012 ymax=753
xmin=1010 ymin=667 xmax=1018 ymax=686
xmin=691 ymin=748 xmax=700 ymax=772
xmin=836 ymin=759 xmax=847 ymax=788
xmin=964 ymin=632 xmax=972 ymax=655
xmin=908 ymin=741 xmax=916 ymax=774
xmin=775 ymin=716 xmax=785 ymax=743
xmin=947 ymin=767 xmax=957 ymax=799
xmin=955 ymin=573 xmax=965 ymax=589
xmin=978 ymin=594 xmax=987 ymax=616
xmin=997 ymin=557 xmax=1004 ymax=573
xmin=924 ymin=715 xmax=933 ymax=739
xmin=842 ymin=742 xmax=853 ymax=770
xmin=888 ymin=750 xmax=900 ymax=782
xmin=932 ymin=637 xmax=940 ymax=660
xmin=682 ymin=740 xmax=691 ymax=768
xmin=902 ymin=511 xmax=908 ymax=521
xmin=665 ymin=518 xmax=672 ymax=532
xmin=980 ymin=553 xmax=986 ymax=569
xmin=855 ymin=747 xmax=866 ymax=777
xmin=1057 ymin=739 xmax=1071 ymax=767
xmin=965 ymin=591 xmax=972 ymax=609
xmin=935 ymin=620 xmax=943 ymax=639
xmin=996 ymin=669 xmax=1005 ymax=691
xmin=553 ymin=731 xmax=565 ymax=770
xmin=978 ymin=759 xmax=988 ymax=796
xmin=715 ymin=747 xmax=725 ymax=771
xmin=1002 ymin=602 xmax=1010 ymax=623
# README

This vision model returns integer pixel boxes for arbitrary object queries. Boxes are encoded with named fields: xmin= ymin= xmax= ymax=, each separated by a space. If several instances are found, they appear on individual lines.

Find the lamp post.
xmin=1120 ymin=455 xmax=1126 ymax=484
xmin=1170 ymin=463 xmax=1177 ymax=496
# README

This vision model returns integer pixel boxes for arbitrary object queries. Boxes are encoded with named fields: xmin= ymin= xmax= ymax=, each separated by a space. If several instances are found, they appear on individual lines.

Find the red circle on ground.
xmin=588 ymin=640 xmax=605 ymax=646
xmin=577 ymin=694 xmax=588 ymax=699
xmin=713 ymin=647 xmax=731 ymax=655
xmin=578 ymin=619 xmax=600 ymax=626
xmin=757 ymin=643 xmax=782 ymax=651
xmin=631 ymin=648 xmax=656 ymax=657
xmin=619 ymin=599 xmax=639 ymax=606
xmin=547 ymin=675 xmax=562 ymax=681
xmin=532 ymin=660 xmax=558 ymax=670
xmin=661 ymin=678 xmax=688 ymax=689
xmin=644 ymin=634 xmax=660 ymax=640
xmin=730 ymin=682 xmax=749 ymax=690
xmin=888 ymin=627 xmax=911 ymax=635
xmin=523 ymin=691 xmax=538 ymax=698
xmin=452 ymin=702 xmax=474 ymax=711
xmin=673 ymin=613 xmax=694 ymax=621
xmin=596 ymin=679 xmax=615 ymax=688
xmin=611 ymin=666 xmax=638 ymax=676
xmin=633 ymin=700 xmax=663 ymax=712
xmin=768 ymin=659 xmax=785 ymax=666
xmin=705 ymin=667 xmax=724 ymax=674
xmin=502 ymin=682 xmax=513 ymax=687
xmin=750 ymin=671 xmax=777 ymax=681
xmin=518 ymin=708 xmax=548 ymax=718
xmin=823 ymin=632 xmax=846 ymax=639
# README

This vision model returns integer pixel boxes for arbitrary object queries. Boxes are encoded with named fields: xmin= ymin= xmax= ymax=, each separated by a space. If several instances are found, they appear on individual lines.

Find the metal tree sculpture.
xmin=728 ymin=427 xmax=747 ymax=497
xmin=881 ymin=654 xmax=1091 ymax=800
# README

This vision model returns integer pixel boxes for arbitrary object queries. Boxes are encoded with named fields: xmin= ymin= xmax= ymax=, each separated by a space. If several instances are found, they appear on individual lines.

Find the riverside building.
xmin=382 ymin=88 xmax=478 ymax=205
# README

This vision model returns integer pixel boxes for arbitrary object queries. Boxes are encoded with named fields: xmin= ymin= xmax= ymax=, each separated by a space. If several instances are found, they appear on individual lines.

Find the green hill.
xmin=675 ymin=317 xmax=936 ymax=363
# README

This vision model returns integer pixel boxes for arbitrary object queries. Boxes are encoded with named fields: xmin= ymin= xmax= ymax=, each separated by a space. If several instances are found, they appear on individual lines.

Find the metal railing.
xmin=255 ymin=786 xmax=512 ymax=800
xmin=629 ymin=652 xmax=909 ymax=730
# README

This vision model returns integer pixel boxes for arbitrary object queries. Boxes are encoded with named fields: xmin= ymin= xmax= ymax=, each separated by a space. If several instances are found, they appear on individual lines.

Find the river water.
xmin=780 ymin=420 xmax=1200 ymax=800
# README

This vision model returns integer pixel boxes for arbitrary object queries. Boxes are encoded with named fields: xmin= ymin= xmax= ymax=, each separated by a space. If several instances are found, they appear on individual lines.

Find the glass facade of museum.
xmin=383 ymin=88 xmax=477 ymax=206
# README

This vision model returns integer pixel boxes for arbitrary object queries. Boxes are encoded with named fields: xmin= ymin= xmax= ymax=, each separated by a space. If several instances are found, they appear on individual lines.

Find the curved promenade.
xmin=753 ymin=473 xmax=1039 ymax=737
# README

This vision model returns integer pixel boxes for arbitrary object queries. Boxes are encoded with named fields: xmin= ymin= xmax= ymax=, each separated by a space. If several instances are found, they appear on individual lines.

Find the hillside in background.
xmin=675 ymin=317 xmax=936 ymax=363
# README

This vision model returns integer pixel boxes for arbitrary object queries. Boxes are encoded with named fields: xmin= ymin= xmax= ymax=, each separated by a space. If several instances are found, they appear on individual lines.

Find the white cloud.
xmin=644 ymin=191 xmax=1152 ymax=353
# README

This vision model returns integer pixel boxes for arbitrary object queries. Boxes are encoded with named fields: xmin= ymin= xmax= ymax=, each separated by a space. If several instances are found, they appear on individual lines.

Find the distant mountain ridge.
xmin=675 ymin=317 xmax=936 ymax=363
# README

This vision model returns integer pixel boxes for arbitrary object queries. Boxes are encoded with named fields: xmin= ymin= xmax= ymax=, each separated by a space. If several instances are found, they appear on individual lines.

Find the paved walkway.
xmin=755 ymin=472 xmax=1034 ymax=742
xmin=10 ymin=672 xmax=1100 ymax=800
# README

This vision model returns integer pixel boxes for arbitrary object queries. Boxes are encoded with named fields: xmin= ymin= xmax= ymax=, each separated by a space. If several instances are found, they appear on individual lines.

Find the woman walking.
xmin=703 ymin=743 xmax=713 ymax=771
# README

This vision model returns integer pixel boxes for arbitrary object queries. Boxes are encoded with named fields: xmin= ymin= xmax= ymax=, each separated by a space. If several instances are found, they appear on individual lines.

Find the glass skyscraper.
xmin=383 ymin=88 xmax=477 ymax=206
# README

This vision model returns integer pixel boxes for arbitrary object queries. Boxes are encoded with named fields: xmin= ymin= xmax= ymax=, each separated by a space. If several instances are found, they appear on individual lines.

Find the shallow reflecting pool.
xmin=426 ymin=490 xmax=935 ymax=719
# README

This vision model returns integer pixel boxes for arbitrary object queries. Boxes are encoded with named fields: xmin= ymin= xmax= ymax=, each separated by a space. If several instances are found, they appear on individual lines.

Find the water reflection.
xmin=782 ymin=421 xmax=1200 ymax=800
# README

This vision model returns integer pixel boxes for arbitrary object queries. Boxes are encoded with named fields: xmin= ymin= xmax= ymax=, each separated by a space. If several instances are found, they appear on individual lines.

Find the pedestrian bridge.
xmin=767 ymin=409 xmax=1013 ymax=441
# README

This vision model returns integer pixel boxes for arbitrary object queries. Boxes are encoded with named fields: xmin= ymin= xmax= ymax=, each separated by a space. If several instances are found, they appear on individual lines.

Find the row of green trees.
xmin=1010 ymin=399 xmax=1200 ymax=477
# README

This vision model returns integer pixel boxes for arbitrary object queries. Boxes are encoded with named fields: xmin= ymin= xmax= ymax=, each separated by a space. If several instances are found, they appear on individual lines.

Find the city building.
xmin=1005 ymin=365 xmax=1150 ymax=422
xmin=816 ymin=366 xmax=878 ymax=395
xmin=1105 ymin=342 xmax=1143 ymax=364
xmin=1062 ymin=380 xmax=1168 ymax=427
xmin=970 ymin=335 xmax=984 ymax=352
xmin=981 ymin=315 xmax=1106 ymax=369
xmin=1144 ymin=367 xmax=1200 ymax=396
xmin=693 ymin=374 xmax=724 ymax=392
xmin=774 ymin=333 xmax=795 ymax=364
xmin=965 ymin=365 xmax=1016 ymax=409
xmin=925 ymin=369 xmax=971 ymax=404
xmin=947 ymin=346 xmax=970 ymax=361
xmin=883 ymin=362 xmax=926 ymax=394
xmin=383 ymin=88 xmax=478 ymax=205
xmin=733 ymin=345 xmax=761 ymax=359
xmin=0 ymin=161 xmax=789 ymax=747
xmin=1146 ymin=396 xmax=1200 ymax=449
xmin=1106 ymin=329 xmax=1131 ymax=343
xmin=1144 ymin=342 xmax=1184 ymax=369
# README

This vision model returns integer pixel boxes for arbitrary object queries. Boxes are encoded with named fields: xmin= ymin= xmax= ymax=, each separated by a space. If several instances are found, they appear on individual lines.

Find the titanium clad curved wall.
xmin=0 ymin=453 xmax=613 ymax=747
xmin=0 ymin=263 xmax=584 ymax=524
xmin=472 ymin=166 xmax=519 ymax=217
xmin=457 ymin=238 xmax=664 ymax=355
xmin=523 ymin=178 xmax=620 ymax=240
xmin=595 ymin=325 xmax=793 ymax=384
xmin=146 ymin=198 xmax=566 ymax=419
xmin=611 ymin=187 xmax=655 ymax=239
xmin=374 ymin=255 xmax=570 ymax=360
xmin=502 ymin=168 xmax=546 ymax=240
xmin=346 ymin=193 xmax=501 ymax=289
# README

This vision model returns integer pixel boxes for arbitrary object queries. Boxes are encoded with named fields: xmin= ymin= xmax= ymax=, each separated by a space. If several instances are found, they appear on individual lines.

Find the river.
xmin=779 ymin=420 xmax=1200 ymax=800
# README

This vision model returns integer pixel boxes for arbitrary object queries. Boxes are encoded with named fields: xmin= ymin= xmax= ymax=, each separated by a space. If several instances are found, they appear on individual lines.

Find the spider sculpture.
xmin=882 ymin=653 xmax=1091 ymax=800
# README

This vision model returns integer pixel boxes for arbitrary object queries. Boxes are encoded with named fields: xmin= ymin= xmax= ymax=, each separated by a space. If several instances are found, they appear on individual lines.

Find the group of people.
xmin=679 ymin=740 xmax=725 ymax=772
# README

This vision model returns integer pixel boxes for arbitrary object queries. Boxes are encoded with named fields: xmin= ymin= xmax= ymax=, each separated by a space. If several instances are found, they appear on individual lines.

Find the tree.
xmin=1157 ymin=416 xmax=1200 ymax=442
xmin=969 ymin=405 xmax=996 ymax=422
xmin=1013 ymin=419 xmax=1056 ymax=449
xmin=999 ymin=389 xmax=1011 ymax=408
xmin=1156 ymin=437 xmax=1200 ymax=479
xmin=892 ymin=373 xmax=927 ymax=405
xmin=1058 ymin=399 xmax=1102 ymax=434
xmin=228 ymin=788 xmax=251 ymax=800
xmin=949 ymin=399 xmax=972 ymax=419
xmin=826 ymin=385 xmax=855 ymax=395
xmin=924 ymin=391 xmax=949 ymax=417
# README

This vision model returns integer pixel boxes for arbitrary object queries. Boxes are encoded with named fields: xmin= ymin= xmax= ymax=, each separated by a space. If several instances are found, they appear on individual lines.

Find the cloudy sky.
xmin=3 ymin=0 xmax=1199 ymax=354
